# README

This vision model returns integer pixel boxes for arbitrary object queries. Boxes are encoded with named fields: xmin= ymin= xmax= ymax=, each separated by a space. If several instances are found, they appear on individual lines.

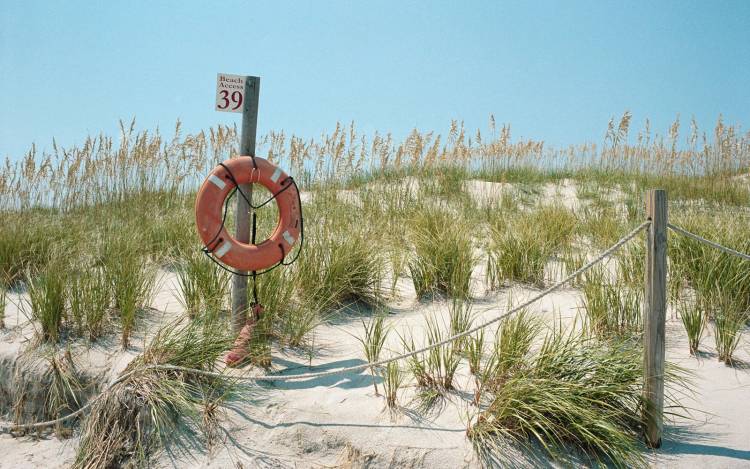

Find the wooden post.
xmin=643 ymin=189 xmax=667 ymax=448
xmin=231 ymin=76 xmax=260 ymax=335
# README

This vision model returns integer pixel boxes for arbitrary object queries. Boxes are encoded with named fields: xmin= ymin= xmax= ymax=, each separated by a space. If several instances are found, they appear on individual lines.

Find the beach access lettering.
xmin=215 ymin=73 xmax=246 ymax=113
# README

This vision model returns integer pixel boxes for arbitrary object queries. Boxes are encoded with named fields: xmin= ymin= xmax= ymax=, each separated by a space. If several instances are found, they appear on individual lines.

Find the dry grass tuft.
xmin=73 ymin=317 xmax=237 ymax=469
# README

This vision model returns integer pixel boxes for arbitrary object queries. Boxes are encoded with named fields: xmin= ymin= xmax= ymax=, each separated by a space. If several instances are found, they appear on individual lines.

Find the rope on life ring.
xmin=195 ymin=156 xmax=303 ymax=274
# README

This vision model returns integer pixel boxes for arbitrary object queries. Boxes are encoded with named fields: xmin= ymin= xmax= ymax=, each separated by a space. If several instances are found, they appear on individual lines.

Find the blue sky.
xmin=1 ymin=1 xmax=749 ymax=160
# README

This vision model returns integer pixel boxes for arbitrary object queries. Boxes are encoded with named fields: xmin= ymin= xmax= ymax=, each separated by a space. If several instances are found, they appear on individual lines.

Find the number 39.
xmin=218 ymin=90 xmax=243 ymax=110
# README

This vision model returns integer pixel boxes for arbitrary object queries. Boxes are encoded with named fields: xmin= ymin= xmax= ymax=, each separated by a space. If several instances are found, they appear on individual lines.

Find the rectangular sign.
xmin=215 ymin=73 xmax=247 ymax=113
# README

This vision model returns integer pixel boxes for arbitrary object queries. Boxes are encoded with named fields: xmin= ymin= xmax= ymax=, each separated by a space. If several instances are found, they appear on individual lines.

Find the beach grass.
xmin=0 ymin=113 xmax=747 ymax=466
xmin=73 ymin=316 xmax=236 ymax=469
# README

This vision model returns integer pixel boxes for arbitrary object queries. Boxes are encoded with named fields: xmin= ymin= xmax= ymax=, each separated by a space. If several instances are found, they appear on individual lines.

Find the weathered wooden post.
xmin=217 ymin=75 xmax=260 ymax=335
xmin=231 ymin=76 xmax=261 ymax=335
xmin=643 ymin=189 xmax=667 ymax=448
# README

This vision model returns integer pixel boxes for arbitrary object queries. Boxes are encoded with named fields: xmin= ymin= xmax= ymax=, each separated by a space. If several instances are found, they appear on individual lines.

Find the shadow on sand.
xmin=660 ymin=423 xmax=750 ymax=462
xmin=259 ymin=356 xmax=381 ymax=391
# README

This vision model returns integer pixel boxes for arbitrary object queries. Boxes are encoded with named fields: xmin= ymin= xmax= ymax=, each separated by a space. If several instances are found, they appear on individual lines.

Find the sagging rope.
xmin=668 ymin=224 xmax=750 ymax=261
xmin=0 ymin=221 xmax=650 ymax=433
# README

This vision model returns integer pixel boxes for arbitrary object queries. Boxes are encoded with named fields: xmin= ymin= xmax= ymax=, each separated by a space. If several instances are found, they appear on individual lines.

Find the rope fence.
xmin=0 ymin=221 xmax=651 ymax=432
xmin=668 ymin=223 xmax=750 ymax=261
xmin=4 ymin=219 xmax=747 ymax=434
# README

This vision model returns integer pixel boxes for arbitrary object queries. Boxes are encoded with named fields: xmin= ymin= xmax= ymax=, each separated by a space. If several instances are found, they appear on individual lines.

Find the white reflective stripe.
xmin=208 ymin=174 xmax=226 ymax=190
xmin=282 ymin=230 xmax=295 ymax=246
xmin=214 ymin=242 xmax=232 ymax=258
xmin=270 ymin=167 xmax=283 ymax=183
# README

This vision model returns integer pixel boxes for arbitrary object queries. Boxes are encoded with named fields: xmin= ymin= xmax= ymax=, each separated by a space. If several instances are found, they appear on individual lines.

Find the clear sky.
xmin=1 ymin=1 xmax=749 ymax=160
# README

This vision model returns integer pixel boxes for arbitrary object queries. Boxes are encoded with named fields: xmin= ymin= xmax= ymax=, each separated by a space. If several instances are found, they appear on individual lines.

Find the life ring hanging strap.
xmin=251 ymin=211 xmax=258 ymax=305
xmin=216 ymin=161 xmax=295 ymax=212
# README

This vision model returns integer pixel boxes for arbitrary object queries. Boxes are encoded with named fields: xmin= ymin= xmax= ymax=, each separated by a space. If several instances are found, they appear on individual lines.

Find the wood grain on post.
xmin=643 ymin=189 xmax=667 ymax=448
xmin=231 ymin=76 xmax=260 ymax=335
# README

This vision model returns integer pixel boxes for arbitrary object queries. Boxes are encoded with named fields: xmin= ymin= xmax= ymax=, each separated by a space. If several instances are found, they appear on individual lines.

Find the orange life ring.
xmin=195 ymin=156 xmax=301 ymax=271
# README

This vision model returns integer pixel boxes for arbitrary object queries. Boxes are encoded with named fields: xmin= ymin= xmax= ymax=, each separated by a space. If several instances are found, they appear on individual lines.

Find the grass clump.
xmin=465 ymin=329 xmax=486 ymax=405
xmin=711 ymin=292 xmax=748 ymax=365
xmin=670 ymin=215 xmax=750 ymax=312
xmin=0 ymin=220 xmax=26 ymax=285
xmin=357 ymin=313 xmax=389 ymax=396
xmin=297 ymin=228 xmax=385 ymax=308
xmin=175 ymin=249 xmax=228 ymax=319
xmin=425 ymin=316 xmax=462 ymax=390
xmin=69 ymin=267 xmax=111 ymax=341
xmin=104 ymin=237 xmax=158 ymax=349
xmin=579 ymin=204 xmax=626 ymax=248
xmin=378 ymin=360 xmax=404 ymax=410
xmin=43 ymin=349 xmax=85 ymax=438
xmin=617 ymin=240 xmax=645 ymax=289
xmin=677 ymin=296 xmax=708 ymax=355
xmin=580 ymin=267 xmax=642 ymax=339
xmin=470 ymin=327 xmax=647 ymax=468
xmin=0 ymin=214 xmax=58 ymax=286
xmin=26 ymin=262 xmax=68 ymax=343
xmin=487 ymin=218 xmax=549 ymax=288
xmin=400 ymin=331 xmax=430 ymax=389
xmin=401 ymin=314 xmax=463 ymax=399
xmin=257 ymin=268 xmax=322 ymax=348
xmin=274 ymin=298 xmax=323 ymax=350
xmin=73 ymin=317 xmax=236 ymax=469
xmin=488 ymin=309 xmax=539 ymax=382
xmin=487 ymin=205 xmax=575 ymax=288
xmin=473 ymin=309 xmax=540 ymax=406
xmin=465 ymin=329 xmax=485 ymax=377
xmin=142 ymin=203 xmax=195 ymax=263
xmin=9 ymin=349 xmax=88 ymax=436
xmin=409 ymin=207 xmax=474 ymax=299
xmin=448 ymin=299 xmax=474 ymax=351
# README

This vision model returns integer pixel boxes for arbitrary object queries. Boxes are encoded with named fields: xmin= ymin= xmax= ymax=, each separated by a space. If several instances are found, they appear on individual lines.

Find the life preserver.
xmin=195 ymin=156 xmax=301 ymax=271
